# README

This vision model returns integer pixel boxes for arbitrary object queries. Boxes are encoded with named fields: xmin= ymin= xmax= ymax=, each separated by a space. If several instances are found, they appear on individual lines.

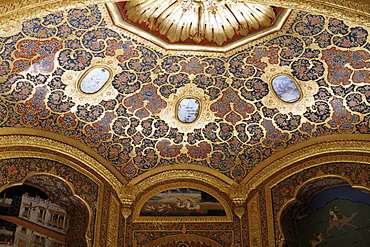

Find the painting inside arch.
xmin=140 ymin=188 xmax=226 ymax=216
xmin=297 ymin=186 xmax=370 ymax=247
xmin=0 ymin=185 xmax=67 ymax=247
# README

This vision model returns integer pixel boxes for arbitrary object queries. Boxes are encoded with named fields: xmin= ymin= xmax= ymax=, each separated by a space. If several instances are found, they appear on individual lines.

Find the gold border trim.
xmin=142 ymin=233 xmax=224 ymax=247
xmin=133 ymin=181 xmax=233 ymax=223
xmin=129 ymin=165 xmax=234 ymax=194
xmin=78 ymin=65 xmax=113 ymax=95
xmin=242 ymin=134 xmax=370 ymax=192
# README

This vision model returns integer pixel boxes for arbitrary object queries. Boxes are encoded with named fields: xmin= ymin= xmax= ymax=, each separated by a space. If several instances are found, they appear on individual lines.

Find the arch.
xmin=278 ymin=177 xmax=370 ymax=246
xmin=242 ymin=134 xmax=370 ymax=193
xmin=246 ymin=134 xmax=370 ymax=246
xmin=0 ymin=128 xmax=126 ymax=246
xmin=0 ymin=174 xmax=91 ymax=246
xmin=142 ymin=234 xmax=224 ymax=247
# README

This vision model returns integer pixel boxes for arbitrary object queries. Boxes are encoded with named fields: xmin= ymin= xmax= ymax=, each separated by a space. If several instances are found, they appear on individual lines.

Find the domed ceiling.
xmin=111 ymin=0 xmax=288 ymax=48
xmin=0 ymin=0 xmax=369 ymax=184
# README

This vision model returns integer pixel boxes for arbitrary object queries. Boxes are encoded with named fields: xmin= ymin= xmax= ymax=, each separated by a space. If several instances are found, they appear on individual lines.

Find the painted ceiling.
xmin=0 ymin=2 xmax=369 ymax=184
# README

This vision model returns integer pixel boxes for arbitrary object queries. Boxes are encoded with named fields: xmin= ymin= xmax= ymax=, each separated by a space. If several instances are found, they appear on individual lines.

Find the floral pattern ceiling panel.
xmin=0 ymin=5 xmax=369 ymax=181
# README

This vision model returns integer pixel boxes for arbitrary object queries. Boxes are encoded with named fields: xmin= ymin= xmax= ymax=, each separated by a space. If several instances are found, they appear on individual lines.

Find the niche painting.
xmin=297 ymin=186 xmax=370 ymax=247
xmin=140 ymin=188 xmax=226 ymax=216
xmin=0 ymin=185 xmax=67 ymax=247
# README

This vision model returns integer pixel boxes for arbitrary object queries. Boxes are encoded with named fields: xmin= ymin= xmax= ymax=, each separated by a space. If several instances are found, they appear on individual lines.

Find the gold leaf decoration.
xmin=124 ymin=0 xmax=276 ymax=45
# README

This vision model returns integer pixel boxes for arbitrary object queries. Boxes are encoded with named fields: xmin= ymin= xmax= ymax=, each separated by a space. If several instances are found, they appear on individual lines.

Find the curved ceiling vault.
xmin=0 ymin=0 xmax=368 ymax=184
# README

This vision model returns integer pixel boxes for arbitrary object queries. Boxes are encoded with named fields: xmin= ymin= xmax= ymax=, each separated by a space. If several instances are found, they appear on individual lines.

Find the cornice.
xmin=0 ymin=0 xmax=369 ymax=28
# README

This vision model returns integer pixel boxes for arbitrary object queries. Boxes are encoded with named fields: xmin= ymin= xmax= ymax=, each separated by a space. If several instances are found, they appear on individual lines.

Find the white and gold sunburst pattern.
xmin=124 ymin=0 xmax=276 ymax=45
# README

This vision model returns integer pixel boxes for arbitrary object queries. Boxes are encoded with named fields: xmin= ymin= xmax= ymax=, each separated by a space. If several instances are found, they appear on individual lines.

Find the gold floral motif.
xmin=261 ymin=65 xmax=319 ymax=115
xmin=248 ymin=193 xmax=262 ymax=247
xmin=61 ymin=56 xmax=121 ymax=110
xmin=159 ymin=83 xmax=216 ymax=134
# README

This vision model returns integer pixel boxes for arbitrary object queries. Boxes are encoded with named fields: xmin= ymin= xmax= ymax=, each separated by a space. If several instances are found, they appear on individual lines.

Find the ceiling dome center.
xmin=112 ymin=0 xmax=286 ymax=48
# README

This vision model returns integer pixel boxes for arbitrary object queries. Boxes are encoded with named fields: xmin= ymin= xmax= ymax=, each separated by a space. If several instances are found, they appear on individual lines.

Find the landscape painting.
xmin=140 ymin=188 xmax=226 ymax=216
xmin=297 ymin=186 xmax=370 ymax=247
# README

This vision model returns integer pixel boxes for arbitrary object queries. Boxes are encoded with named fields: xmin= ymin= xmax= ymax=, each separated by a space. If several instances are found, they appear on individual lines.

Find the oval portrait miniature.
xmin=80 ymin=67 xmax=111 ymax=94
xmin=177 ymin=98 xmax=200 ymax=123
xmin=271 ymin=75 xmax=301 ymax=103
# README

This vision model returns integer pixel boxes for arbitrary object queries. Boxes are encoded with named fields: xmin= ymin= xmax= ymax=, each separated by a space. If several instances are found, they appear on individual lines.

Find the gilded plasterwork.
xmin=160 ymin=83 xmax=216 ymax=134
xmin=248 ymin=193 xmax=262 ymax=247
xmin=243 ymin=136 xmax=370 ymax=192
xmin=0 ymin=0 xmax=368 ymax=30
xmin=61 ymin=56 xmax=121 ymax=108
xmin=261 ymin=65 xmax=319 ymax=115
xmin=107 ymin=193 xmax=120 ymax=246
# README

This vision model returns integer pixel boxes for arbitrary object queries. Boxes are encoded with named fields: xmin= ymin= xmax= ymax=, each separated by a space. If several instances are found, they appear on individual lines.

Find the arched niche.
xmin=278 ymin=177 xmax=370 ymax=247
xmin=0 ymin=174 xmax=90 ymax=246
xmin=242 ymin=135 xmax=370 ymax=246
xmin=0 ymin=128 xmax=127 ymax=246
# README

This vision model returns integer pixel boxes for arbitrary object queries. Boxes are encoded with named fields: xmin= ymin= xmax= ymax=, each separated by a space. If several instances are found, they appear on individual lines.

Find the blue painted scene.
xmin=297 ymin=186 xmax=370 ymax=247
xmin=140 ymin=188 xmax=226 ymax=216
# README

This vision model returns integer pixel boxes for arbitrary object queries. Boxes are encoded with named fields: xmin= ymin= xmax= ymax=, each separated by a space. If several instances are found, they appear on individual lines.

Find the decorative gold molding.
xmin=107 ymin=193 xmax=120 ymax=247
xmin=61 ymin=56 xmax=121 ymax=109
xmin=159 ymin=83 xmax=216 ymax=134
xmin=242 ymin=134 xmax=370 ymax=193
xmin=142 ymin=234 xmax=224 ymax=247
xmin=132 ymin=181 xmax=233 ymax=223
xmin=261 ymin=65 xmax=319 ymax=115
xmin=0 ymin=127 xmax=127 ymax=186
xmin=248 ymin=193 xmax=262 ymax=247
xmin=131 ymin=168 xmax=234 ymax=197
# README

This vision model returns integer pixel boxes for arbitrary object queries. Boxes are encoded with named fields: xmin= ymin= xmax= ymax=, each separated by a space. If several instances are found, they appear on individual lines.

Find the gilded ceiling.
xmin=0 ymin=1 xmax=369 ymax=184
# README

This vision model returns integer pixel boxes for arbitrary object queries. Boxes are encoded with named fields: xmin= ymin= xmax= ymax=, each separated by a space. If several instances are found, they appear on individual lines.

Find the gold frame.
xmin=175 ymin=96 xmax=201 ymax=124
xmin=77 ymin=65 xmax=114 ymax=95
xmin=270 ymin=73 xmax=303 ymax=104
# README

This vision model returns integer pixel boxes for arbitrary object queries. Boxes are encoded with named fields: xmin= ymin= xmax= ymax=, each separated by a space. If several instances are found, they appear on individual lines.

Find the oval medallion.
xmin=272 ymin=75 xmax=301 ymax=103
xmin=177 ymin=98 xmax=200 ymax=123
xmin=80 ymin=67 xmax=111 ymax=94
